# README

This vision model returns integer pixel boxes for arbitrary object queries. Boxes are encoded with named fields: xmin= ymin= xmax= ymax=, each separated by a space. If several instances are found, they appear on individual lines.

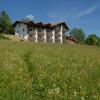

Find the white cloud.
xmin=49 ymin=15 xmax=66 ymax=21
xmin=26 ymin=14 xmax=35 ymax=20
xmin=74 ymin=5 xmax=99 ymax=18
xmin=49 ymin=15 xmax=63 ymax=19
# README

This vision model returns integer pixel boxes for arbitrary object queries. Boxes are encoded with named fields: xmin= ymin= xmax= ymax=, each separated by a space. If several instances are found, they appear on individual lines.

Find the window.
xmin=38 ymin=35 xmax=42 ymax=38
xmin=47 ymin=30 xmax=50 ymax=33
xmin=17 ymin=30 xmax=19 ymax=33
xmin=19 ymin=24 xmax=20 ymax=27
xmin=55 ymin=31 xmax=58 ymax=34
xmin=47 ymin=36 xmax=50 ymax=38
xmin=23 ymin=29 xmax=25 ymax=32
xmin=29 ymin=29 xmax=32 ymax=31
xmin=38 ymin=29 xmax=41 ymax=32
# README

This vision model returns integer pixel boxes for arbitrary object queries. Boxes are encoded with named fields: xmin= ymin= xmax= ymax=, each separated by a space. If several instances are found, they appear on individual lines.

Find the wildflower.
xmin=81 ymin=97 xmax=85 ymax=100
xmin=74 ymin=91 xmax=77 ymax=96
xmin=55 ymin=87 xmax=60 ymax=94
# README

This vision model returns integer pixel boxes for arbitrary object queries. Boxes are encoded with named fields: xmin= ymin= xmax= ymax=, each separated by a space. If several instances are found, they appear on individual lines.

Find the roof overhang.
xmin=13 ymin=21 xmax=69 ymax=31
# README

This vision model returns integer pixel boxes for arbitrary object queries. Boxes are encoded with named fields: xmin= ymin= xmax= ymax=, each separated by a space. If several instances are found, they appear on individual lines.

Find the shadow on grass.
xmin=23 ymin=51 xmax=47 ymax=99
xmin=23 ymin=51 xmax=34 ymax=78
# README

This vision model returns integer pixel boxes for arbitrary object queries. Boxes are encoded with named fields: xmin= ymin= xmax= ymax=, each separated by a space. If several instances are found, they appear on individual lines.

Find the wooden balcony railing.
xmin=38 ymin=37 xmax=44 ymax=42
xmin=28 ymin=37 xmax=36 ymax=42
xmin=46 ymin=37 xmax=53 ymax=42
xmin=55 ymin=38 xmax=61 ymax=43
xmin=55 ymin=33 xmax=61 ymax=38
xmin=37 ymin=32 xmax=44 ymax=36
xmin=29 ymin=31 xmax=36 ymax=36
xmin=46 ymin=32 xmax=53 ymax=37
xmin=38 ymin=35 xmax=44 ymax=38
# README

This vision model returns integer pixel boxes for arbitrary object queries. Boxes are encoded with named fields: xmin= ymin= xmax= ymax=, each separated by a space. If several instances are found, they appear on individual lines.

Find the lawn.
xmin=0 ymin=40 xmax=100 ymax=100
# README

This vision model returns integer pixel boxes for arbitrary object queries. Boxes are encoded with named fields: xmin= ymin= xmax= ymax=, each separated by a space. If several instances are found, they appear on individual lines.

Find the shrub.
xmin=69 ymin=28 xmax=85 ymax=44
xmin=86 ymin=34 xmax=99 ymax=45
xmin=0 ymin=34 xmax=10 ymax=40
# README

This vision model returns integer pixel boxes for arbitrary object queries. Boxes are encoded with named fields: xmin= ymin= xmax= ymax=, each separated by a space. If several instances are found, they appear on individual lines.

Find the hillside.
xmin=0 ymin=40 xmax=100 ymax=100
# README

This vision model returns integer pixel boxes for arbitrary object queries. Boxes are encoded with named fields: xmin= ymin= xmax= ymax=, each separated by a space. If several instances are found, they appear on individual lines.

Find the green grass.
xmin=0 ymin=40 xmax=100 ymax=100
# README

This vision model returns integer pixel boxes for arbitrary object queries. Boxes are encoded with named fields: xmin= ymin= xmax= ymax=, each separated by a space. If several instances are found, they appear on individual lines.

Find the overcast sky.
xmin=0 ymin=0 xmax=100 ymax=36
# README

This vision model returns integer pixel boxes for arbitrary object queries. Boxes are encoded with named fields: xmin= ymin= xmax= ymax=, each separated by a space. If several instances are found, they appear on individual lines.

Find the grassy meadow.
xmin=0 ymin=40 xmax=100 ymax=100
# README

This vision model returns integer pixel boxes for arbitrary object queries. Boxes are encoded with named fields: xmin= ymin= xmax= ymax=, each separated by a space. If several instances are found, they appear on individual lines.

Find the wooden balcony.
xmin=55 ymin=38 xmax=61 ymax=43
xmin=38 ymin=37 xmax=44 ymax=42
xmin=37 ymin=29 xmax=44 ymax=33
xmin=37 ymin=32 xmax=44 ymax=36
xmin=46 ymin=37 xmax=53 ymax=42
xmin=55 ymin=33 xmax=61 ymax=38
xmin=46 ymin=35 xmax=52 ymax=39
xmin=28 ymin=36 xmax=36 ymax=42
xmin=38 ymin=34 xmax=44 ymax=38
xmin=29 ymin=31 xmax=36 ymax=36
xmin=55 ymin=30 xmax=60 ymax=34
xmin=46 ymin=32 xmax=53 ymax=37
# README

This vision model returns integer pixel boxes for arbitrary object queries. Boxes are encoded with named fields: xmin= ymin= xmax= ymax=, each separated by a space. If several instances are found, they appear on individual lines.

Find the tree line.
xmin=69 ymin=28 xmax=100 ymax=46
xmin=0 ymin=11 xmax=100 ymax=46
xmin=0 ymin=11 xmax=14 ymax=34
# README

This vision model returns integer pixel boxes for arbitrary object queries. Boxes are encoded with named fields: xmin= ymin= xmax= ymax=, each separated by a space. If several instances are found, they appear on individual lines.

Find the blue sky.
xmin=0 ymin=0 xmax=100 ymax=36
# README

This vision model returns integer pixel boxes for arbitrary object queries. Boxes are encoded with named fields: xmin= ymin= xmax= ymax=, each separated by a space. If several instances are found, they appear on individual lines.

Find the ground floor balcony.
xmin=55 ymin=38 xmax=62 ymax=43
xmin=29 ymin=31 xmax=36 ymax=36
xmin=46 ymin=32 xmax=53 ymax=37
xmin=28 ymin=36 xmax=36 ymax=42
xmin=38 ymin=37 xmax=45 ymax=42
xmin=46 ymin=37 xmax=53 ymax=42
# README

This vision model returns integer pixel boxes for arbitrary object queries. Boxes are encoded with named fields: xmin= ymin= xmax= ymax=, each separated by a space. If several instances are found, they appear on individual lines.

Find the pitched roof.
xmin=13 ymin=20 xmax=69 ymax=30
xmin=66 ymin=36 xmax=78 ymax=42
xmin=50 ymin=22 xmax=64 ymax=26
xmin=50 ymin=22 xmax=69 ymax=29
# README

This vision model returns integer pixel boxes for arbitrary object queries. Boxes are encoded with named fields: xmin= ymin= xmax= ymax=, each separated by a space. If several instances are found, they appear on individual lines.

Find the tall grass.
xmin=0 ymin=40 xmax=100 ymax=100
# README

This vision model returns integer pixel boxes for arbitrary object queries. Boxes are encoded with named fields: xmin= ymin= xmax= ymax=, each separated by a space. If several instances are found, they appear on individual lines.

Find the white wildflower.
xmin=81 ymin=97 xmax=85 ymax=100
xmin=55 ymin=87 xmax=60 ymax=94
xmin=74 ymin=91 xmax=77 ymax=96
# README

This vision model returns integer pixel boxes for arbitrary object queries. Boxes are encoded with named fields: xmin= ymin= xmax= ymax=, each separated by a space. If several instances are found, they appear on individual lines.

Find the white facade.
xmin=15 ymin=23 xmax=28 ymax=40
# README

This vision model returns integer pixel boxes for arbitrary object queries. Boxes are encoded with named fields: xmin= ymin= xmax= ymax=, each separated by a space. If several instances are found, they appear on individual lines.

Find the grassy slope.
xmin=0 ymin=40 xmax=100 ymax=100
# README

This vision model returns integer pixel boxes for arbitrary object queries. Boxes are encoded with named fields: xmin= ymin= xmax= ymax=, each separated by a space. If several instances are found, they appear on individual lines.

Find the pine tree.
xmin=0 ymin=11 xmax=14 ymax=34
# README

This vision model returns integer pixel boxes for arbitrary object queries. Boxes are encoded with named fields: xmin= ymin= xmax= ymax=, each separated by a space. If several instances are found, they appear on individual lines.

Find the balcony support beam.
xmin=44 ymin=29 xmax=47 ymax=43
xmin=52 ymin=30 xmax=55 ymax=43
xmin=60 ymin=25 xmax=63 ymax=43
xmin=35 ymin=28 xmax=38 ymax=42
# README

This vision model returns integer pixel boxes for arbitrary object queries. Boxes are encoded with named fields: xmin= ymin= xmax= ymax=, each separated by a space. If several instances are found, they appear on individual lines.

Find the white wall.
xmin=15 ymin=23 xmax=28 ymax=40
